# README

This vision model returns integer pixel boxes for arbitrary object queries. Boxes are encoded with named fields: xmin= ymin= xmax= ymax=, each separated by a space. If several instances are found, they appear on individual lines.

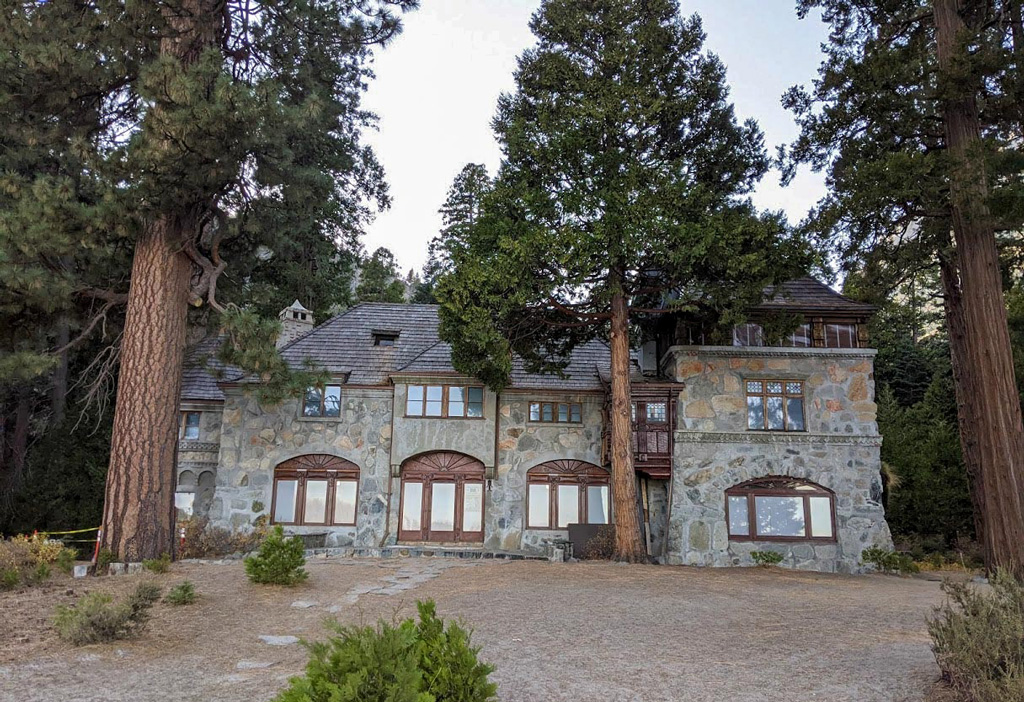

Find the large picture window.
xmin=303 ymin=385 xmax=341 ymax=418
xmin=526 ymin=460 xmax=610 ymax=529
xmin=405 ymin=385 xmax=484 ymax=418
xmin=746 ymin=380 xmax=805 ymax=431
xmin=726 ymin=477 xmax=835 ymax=541
xmin=824 ymin=323 xmax=859 ymax=348
xmin=271 ymin=454 xmax=360 ymax=526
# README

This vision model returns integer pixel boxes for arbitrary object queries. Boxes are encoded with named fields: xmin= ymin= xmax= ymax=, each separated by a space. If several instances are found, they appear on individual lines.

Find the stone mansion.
xmin=175 ymin=277 xmax=892 ymax=573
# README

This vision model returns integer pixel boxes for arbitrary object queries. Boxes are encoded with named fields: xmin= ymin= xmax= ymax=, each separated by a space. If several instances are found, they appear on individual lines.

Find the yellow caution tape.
xmin=39 ymin=526 xmax=100 ymax=536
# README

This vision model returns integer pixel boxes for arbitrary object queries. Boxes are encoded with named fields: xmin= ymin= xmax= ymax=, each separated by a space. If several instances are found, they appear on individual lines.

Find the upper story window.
xmin=726 ymin=477 xmax=835 ymax=541
xmin=373 ymin=332 xmax=399 ymax=347
xmin=406 ymin=385 xmax=484 ymax=418
xmin=824 ymin=323 xmax=859 ymax=348
xmin=304 ymin=385 xmax=341 ymax=418
xmin=529 ymin=401 xmax=582 ymax=423
xmin=734 ymin=322 xmax=812 ymax=348
xmin=746 ymin=380 xmax=805 ymax=431
xmin=180 ymin=411 xmax=201 ymax=440
xmin=272 ymin=454 xmax=359 ymax=526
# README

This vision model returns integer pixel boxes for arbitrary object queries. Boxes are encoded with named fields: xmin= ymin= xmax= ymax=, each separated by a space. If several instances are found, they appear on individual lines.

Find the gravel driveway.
xmin=0 ymin=558 xmax=950 ymax=701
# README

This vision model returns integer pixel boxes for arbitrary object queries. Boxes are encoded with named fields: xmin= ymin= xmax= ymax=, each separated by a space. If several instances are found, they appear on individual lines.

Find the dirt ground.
xmin=0 ymin=557 xmax=958 ymax=702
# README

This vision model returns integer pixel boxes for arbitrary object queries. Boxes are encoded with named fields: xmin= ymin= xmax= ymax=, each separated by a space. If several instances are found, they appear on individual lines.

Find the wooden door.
xmin=398 ymin=452 xmax=485 ymax=543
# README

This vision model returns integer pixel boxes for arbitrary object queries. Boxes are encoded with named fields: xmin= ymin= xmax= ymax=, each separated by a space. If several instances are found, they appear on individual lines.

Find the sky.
xmin=360 ymin=0 xmax=830 ymax=273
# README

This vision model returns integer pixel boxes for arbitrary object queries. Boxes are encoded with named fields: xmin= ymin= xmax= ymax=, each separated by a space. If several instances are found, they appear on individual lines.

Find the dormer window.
xmin=373 ymin=332 xmax=399 ymax=347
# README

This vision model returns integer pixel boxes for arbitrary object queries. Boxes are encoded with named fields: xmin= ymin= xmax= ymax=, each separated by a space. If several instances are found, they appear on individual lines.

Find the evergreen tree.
xmin=0 ymin=0 xmax=416 ymax=559
xmin=356 ymin=247 xmax=407 ymax=303
xmin=414 ymin=164 xmax=492 ymax=304
xmin=437 ymin=0 xmax=808 ymax=561
xmin=782 ymin=0 xmax=1024 ymax=575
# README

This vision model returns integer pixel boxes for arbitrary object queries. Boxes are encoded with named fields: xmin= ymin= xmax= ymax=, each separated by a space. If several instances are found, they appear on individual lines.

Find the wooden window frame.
xmin=525 ymin=460 xmax=610 ymax=530
xmin=725 ymin=477 xmax=836 ymax=543
xmin=404 ymin=384 xmax=485 ymax=419
xmin=180 ymin=411 xmax=201 ymax=440
xmin=302 ymin=384 xmax=342 ymax=418
xmin=528 ymin=401 xmax=583 ymax=424
xmin=270 ymin=455 xmax=360 ymax=527
xmin=745 ymin=379 xmax=805 ymax=432
xmin=823 ymin=322 xmax=860 ymax=349
xmin=373 ymin=332 xmax=399 ymax=347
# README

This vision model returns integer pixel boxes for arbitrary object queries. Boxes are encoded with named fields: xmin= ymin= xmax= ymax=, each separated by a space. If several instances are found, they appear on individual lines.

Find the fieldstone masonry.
xmin=664 ymin=346 xmax=892 ymax=573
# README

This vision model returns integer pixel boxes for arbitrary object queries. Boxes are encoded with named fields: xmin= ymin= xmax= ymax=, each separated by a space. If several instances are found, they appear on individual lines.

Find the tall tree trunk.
xmin=935 ymin=0 xmax=1024 ymax=577
xmin=100 ymin=0 xmax=221 ymax=561
xmin=101 ymin=220 xmax=191 ymax=560
xmin=0 ymin=388 xmax=32 ymax=517
xmin=50 ymin=317 xmax=69 ymax=427
xmin=938 ymin=247 xmax=987 ymax=548
xmin=609 ymin=274 xmax=647 ymax=562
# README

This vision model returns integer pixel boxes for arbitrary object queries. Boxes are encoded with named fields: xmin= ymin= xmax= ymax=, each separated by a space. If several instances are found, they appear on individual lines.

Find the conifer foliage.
xmin=437 ymin=0 xmax=808 ymax=561
xmin=0 ymin=0 xmax=416 ymax=560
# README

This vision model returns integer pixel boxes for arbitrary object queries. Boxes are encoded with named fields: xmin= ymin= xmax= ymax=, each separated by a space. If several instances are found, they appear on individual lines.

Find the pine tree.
xmin=782 ymin=0 xmax=1024 ymax=576
xmin=0 ymin=0 xmax=416 ymax=560
xmin=414 ymin=164 xmax=492 ymax=304
xmin=437 ymin=0 xmax=808 ymax=561
xmin=356 ymin=247 xmax=407 ymax=303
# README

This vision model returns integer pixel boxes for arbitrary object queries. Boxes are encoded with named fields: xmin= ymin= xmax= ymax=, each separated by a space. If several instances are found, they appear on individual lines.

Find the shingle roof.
xmin=278 ymin=303 xmax=610 ymax=391
xmin=755 ymin=276 xmax=876 ymax=315
xmin=181 ymin=335 xmax=231 ymax=401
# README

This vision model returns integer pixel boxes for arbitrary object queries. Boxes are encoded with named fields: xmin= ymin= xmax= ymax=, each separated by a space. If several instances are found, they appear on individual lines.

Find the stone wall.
xmin=491 ymin=392 xmax=606 ymax=554
xmin=663 ymin=346 xmax=891 ymax=573
xmin=390 ymin=380 xmax=499 ymax=475
xmin=176 ymin=401 xmax=222 ymax=517
xmin=210 ymin=386 xmax=394 ymax=548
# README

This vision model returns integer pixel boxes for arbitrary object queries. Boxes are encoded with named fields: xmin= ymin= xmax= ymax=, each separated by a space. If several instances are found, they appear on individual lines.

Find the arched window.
xmin=526 ymin=460 xmax=610 ymax=530
xmin=726 ymin=477 xmax=835 ymax=541
xmin=272 ymin=455 xmax=360 ymax=527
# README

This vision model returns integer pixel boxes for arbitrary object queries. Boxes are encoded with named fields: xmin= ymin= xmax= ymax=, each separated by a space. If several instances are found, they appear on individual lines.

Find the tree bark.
xmin=935 ymin=0 xmax=1024 ymax=577
xmin=608 ymin=274 xmax=647 ymax=562
xmin=101 ymin=220 xmax=191 ymax=560
xmin=50 ymin=317 xmax=69 ymax=427
xmin=100 ymin=0 xmax=222 ymax=561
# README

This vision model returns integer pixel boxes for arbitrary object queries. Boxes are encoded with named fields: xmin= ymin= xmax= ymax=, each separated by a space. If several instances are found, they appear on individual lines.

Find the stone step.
xmin=304 ymin=545 xmax=544 ymax=561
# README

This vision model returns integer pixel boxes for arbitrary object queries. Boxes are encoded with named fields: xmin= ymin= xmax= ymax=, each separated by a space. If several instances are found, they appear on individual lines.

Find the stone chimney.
xmin=277 ymin=300 xmax=314 ymax=348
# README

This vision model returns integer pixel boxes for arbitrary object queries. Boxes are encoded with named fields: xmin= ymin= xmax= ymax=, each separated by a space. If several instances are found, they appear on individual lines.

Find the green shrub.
xmin=929 ymin=570 xmax=1024 ymax=702
xmin=142 ymin=553 xmax=171 ymax=574
xmin=751 ymin=551 xmax=784 ymax=567
xmin=274 ymin=599 xmax=496 ymax=702
xmin=1 ymin=567 xmax=19 ymax=590
xmin=53 ymin=582 xmax=161 ymax=645
xmin=96 ymin=548 xmax=115 ymax=574
xmin=244 ymin=525 xmax=308 ymax=586
xmin=861 ymin=546 xmax=919 ymax=575
xmin=31 ymin=562 xmax=51 ymax=583
xmin=55 ymin=548 xmax=75 ymax=575
xmin=164 ymin=580 xmax=197 ymax=606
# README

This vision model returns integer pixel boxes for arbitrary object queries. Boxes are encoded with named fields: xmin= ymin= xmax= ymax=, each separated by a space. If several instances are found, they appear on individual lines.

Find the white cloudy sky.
xmin=360 ymin=1 xmax=829 ymax=273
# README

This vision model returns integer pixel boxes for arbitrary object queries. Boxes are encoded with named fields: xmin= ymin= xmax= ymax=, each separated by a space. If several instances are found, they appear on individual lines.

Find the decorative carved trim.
xmin=402 ymin=451 xmax=485 ymax=476
xmin=277 ymin=453 xmax=359 ymax=473
xmin=663 ymin=345 xmax=876 ymax=360
xmin=178 ymin=441 xmax=220 ymax=452
xmin=674 ymin=431 xmax=882 ymax=447
xmin=527 ymin=459 xmax=609 ymax=477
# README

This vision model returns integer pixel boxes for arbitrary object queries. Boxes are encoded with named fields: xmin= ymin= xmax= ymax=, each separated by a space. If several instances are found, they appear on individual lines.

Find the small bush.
xmin=245 ymin=525 xmax=308 ymax=586
xmin=1 ymin=568 xmax=19 ymax=590
xmin=274 ymin=599 xmax=496 ymax=702
xmin=53 ymin=582 xmax=161 ymax=645
xmin=142 ymin=553 xmax=171 ymax=574
xmin=861 ymin=546 xmax=919 ymax=575
xmin=55 ymin=548 xmax=75 ymax=575
xmin=96 ymin=548 xmax=115 ymax=574
xmin=578 ymin=526 xmax=615 ymax=560
xmin=751 ymin=551 xmax=784 ymax=567
xmin=929 ymin=570 xmax=1024 ymax=702
xmin=164 ymin=580 xmax=197 ymax=606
